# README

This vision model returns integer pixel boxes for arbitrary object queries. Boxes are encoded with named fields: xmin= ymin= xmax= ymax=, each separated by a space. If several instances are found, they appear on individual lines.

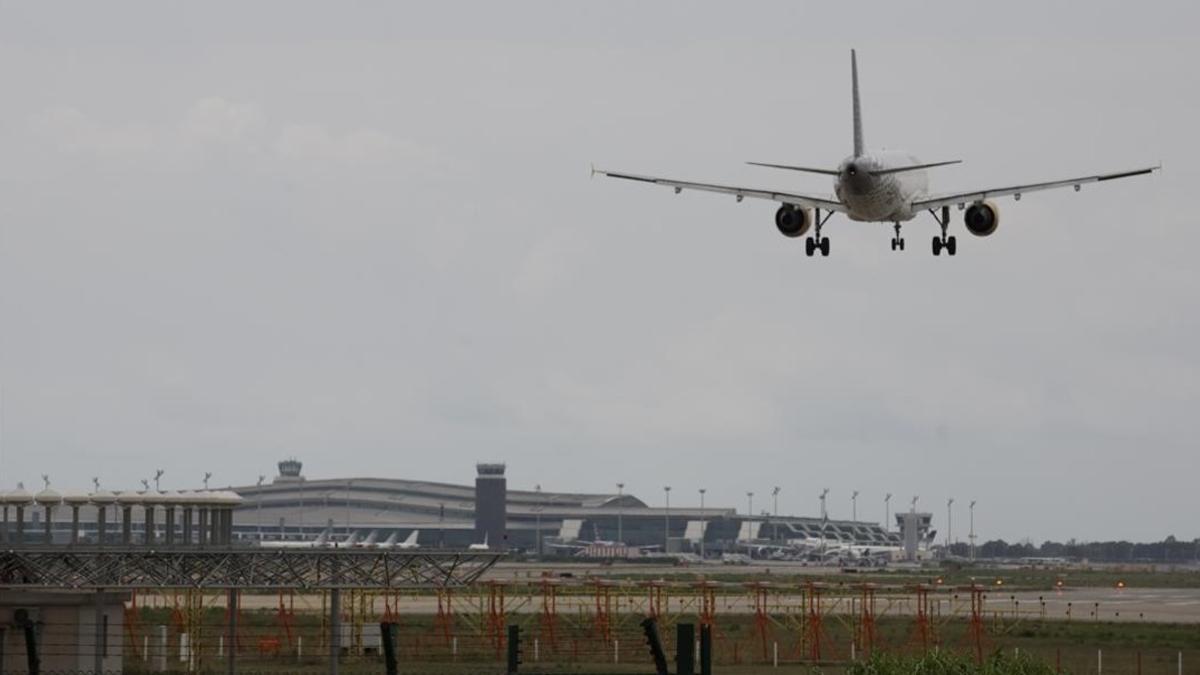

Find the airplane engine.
xmin=774 ymin=204 xmax=812 ymax=238
xmin=964 ymin=200 xmax=1000 ymax=237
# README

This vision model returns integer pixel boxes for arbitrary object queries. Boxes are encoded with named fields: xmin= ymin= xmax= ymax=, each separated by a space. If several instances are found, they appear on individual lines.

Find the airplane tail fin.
xmin=382 ymin=532 xmax=399 ymax=547
xmin=852 ymin=49 xmax=864 ymax=157
xmin=403 ymin=530 xmax=419 ymax=547
xmin=314 ymin=528 xmax=330 ymax=545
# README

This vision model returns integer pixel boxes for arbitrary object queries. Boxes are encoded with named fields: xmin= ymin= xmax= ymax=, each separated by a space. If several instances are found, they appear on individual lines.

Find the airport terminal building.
xmin=227 ymin=460 xmax=909 ymax=554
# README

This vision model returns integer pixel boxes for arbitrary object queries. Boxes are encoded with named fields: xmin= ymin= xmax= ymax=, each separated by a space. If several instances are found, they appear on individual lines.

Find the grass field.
xmin=120 ymin=605 xmax=1200 ymax=674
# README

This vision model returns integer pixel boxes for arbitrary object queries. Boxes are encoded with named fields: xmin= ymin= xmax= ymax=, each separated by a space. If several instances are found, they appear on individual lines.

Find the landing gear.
xmin=805 ymin=207 xmax=834 ymax=257
xmin=926 ymin=236 xmax=955 ymax=257
xmin=927 ymin=205 xmax=957 ymax=257
xmin=890 ymin=222 xmax=905 ymax=251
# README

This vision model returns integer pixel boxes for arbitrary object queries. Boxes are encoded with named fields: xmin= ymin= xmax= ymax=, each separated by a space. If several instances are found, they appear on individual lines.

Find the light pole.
xmin=203 ymin=472 xmax=212 ymax=491
xmin=772 ymin=486 xmax=781 ymax=541
xmin=616 ymin=483 xmax=625 ymax=544
xmin=969 ymin=500 xmax=977 ymax=561
xmin=819 ymin=488 xmax=829 ymax=520
xmin=851 ymin=490 xmax=860 ymax=522
xmin=534 ymin=484 xmax=542 ymax=559
xmin=256 ymin=475 xmax=265 ymax=542
xmin=884 ymin=493 xmax=893 ymax=532
xmin=663 ymin=486 xmax=671 ymax=552
xmin=746 ymin=491 xmax=755 ymax=542
xmin=698 ymin=488 xmax=707 ymax=558
xmin=946 ymin=497 xmax=954 ymax=555
xmin=345 ymin=480 xmax=352 ymax=538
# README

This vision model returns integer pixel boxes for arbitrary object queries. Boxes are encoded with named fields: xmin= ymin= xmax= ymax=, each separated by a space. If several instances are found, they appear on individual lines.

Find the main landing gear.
xmin=890 ymin=222 xmax=905 ymax=251
xmin=928 ymin=205 xmax=957 ymax=257
xmin=805 ymin=207 xmax=835 ymax=257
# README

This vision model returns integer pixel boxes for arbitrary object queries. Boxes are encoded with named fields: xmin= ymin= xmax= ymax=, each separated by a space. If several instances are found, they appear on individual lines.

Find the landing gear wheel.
xmin=891 ymin=223 xmax=904 ymax=252
xmin=819 ymin=237 xmax=830 ymax=257
xmin=946 ymin=235 xmax=957 ymax=256
xmin=805 ymin=237 xmax=816 ymax=257
xmin=932 ymin=236 xmax=942 ymax=256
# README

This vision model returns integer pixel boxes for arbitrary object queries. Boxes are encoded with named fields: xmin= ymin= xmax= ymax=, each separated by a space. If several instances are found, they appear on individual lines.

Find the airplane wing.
xmin=912 ymin=166 xmax=1159 ymax=212
xmin=595 ymin=168 xmax=847 ymax=213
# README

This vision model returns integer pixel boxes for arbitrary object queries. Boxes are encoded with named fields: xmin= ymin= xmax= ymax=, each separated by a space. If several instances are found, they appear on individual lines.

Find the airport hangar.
xmin=226 ymin=460 xmax=914 ymax=554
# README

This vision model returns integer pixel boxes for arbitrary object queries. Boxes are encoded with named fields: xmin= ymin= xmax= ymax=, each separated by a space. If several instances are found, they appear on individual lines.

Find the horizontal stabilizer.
xmin=746 ymin=161 xmax=839 ymax=176
xmin=873 ymin=160 xmax=962 ymax=175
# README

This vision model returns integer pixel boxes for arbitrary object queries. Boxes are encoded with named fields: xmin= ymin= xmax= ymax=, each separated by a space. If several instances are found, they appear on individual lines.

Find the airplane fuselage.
xmin=834 ymin=151 xmax=929 ymax=222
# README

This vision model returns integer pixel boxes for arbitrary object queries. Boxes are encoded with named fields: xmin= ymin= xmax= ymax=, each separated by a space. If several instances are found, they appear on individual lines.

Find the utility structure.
xmin=884 ymin=493 xmax=893 ymax=532
xmin=616 ymin=482 xmax=624 ymax=544
xmin=969 ymin=500 xmax=977 ymax=561
xmin=851 ymin=490 xmax=859 ymax=522
xmin=771 ymin=486 xmax=780 ymax=541
xmin=698 ymin=488 xmax=706 ymax=558
xmin=662 ymin=486 xmax=671 ymax=552
xmin=946 ymin=497 xmax=955 ymax=554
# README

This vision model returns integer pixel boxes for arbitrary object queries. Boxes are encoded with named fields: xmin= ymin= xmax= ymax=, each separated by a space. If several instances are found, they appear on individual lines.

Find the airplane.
xmin=595 ymin=50 xmax=1157 ymax=257
xmin=467 ymin=533 xmax=490 ymax=551
xmin=259 ymin=528 xmax=332 ymax=549
xmin=394 ymin=530 xmax=421 ymax=550
xmin=351 ymin=530 xmax=380 ymax=548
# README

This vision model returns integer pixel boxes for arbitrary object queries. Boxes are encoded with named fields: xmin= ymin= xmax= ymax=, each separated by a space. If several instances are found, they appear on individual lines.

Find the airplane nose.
xmin=846 ymin=164 xmax=857 ymax=176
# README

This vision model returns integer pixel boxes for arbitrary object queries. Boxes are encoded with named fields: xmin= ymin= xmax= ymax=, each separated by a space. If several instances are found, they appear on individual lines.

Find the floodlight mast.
xmin=772 ymin=486 xmax=781 ymax=541
xmin=698 ymin=488 xmax=707 ymax=557
xmin=819 ymin=488 xmax=830 ymax=520
xmin=969 ymin=500 xmax=978 ymax=561
xmin=884 ymin=493 xmax=893 ymax=532
xmin=257 ymin=474 xmax=266 ymax=542
xmin=616 ymin=482 xmax=625 ymax=544
xmin=663 ymin=486 xmax=672 ymax=552
xmin=851 ymin=490 xmax=860 ymax=522
xmin=947 ymin=497 xmax=955 ymax=555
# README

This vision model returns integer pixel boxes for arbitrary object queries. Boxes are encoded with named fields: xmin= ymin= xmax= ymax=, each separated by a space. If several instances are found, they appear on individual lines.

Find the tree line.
xmin=948 ymin=536 xmax=1200 ymax=563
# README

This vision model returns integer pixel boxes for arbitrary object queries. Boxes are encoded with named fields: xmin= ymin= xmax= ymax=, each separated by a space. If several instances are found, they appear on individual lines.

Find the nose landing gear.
xmin=890 ymin=222 xmax=905 ymax=251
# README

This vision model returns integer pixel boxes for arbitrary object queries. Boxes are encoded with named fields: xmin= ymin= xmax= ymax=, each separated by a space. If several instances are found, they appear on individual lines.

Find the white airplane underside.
xmin=596 ymin=50 xmax=1157 ymax=257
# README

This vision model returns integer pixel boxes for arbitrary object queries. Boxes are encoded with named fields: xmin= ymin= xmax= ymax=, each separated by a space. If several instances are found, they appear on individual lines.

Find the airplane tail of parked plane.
xmin=380 ymin=532 xmax=399 ymax=548
xmin=400 ymin=530 xmax=420 ymax=548
xmin=851 ymin=49 xmax=864 ymax=157
xmin=314 ymin=529 xmax=330 ymax=546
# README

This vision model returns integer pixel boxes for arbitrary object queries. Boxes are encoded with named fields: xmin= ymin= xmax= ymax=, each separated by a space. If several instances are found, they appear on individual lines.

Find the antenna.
xmin=203 ymin=472 xmax=213 ymax=490
xmin=42 ymin=474 xmax=50 ymax=490
xmin=154 ymin=469 xmax=164 ymax=492
xmin=92 ymin=477 xmax=100 ymax=492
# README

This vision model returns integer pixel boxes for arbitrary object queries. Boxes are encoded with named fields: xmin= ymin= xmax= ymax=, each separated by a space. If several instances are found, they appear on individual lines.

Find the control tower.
xmin=474 ymin=463 xmax=507 ymax=550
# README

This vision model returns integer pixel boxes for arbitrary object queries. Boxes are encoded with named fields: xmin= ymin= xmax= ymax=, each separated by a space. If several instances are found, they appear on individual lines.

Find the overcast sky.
xmin=0 ymin=2 xmax=1196 ymax=544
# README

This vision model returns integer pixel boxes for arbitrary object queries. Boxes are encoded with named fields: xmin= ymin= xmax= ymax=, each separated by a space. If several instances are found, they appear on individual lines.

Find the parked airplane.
xmin=259 ymin=528 xmax=332 ymax=549
xmin=596 ymin=50 xmax=1157 ymax=257
xmin=468 ymin=534 xmax=490 ymax=551
xmin=351 ymin=530 xmax=379 ymax=548
xmin=394 ymin=530 xmax=421 ymax=550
